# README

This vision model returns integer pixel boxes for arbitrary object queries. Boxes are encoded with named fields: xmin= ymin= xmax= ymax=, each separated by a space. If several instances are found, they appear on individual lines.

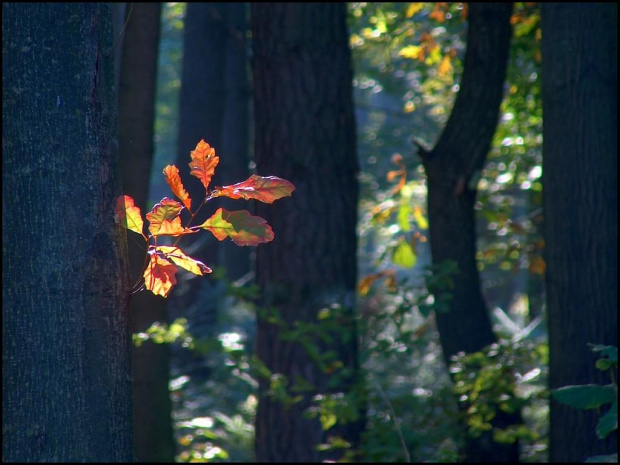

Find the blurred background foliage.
xmin=143 ymin=2 xmax=548 ymax=462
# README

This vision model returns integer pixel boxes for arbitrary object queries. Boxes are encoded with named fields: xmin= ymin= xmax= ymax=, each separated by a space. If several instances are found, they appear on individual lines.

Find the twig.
xmin=374 ymin=381 xmax=411 ymax=462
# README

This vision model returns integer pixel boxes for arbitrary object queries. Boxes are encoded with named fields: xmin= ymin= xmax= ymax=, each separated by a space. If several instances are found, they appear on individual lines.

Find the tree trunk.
xmin=541 ymin=3 xmax=618 ymax=462
xmin=117 ymin=3 xmax=176 ymax=462
xmin=2 ymin=4 xmax=132 ymax=461
xmin=217 ymin=3 xmax=251 ymax=284
xmin=421 ymin=3 xmax=519 ymax=462
xmin=171 ymin=5 xmax=227 ymax=382
xmin=252 ymin=4 xmax=363 ymax=461
xmin=171 ymin=3 xmax=251 ymax=382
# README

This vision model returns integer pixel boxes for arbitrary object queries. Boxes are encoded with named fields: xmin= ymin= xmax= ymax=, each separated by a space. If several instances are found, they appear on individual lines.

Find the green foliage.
xmin=551 ymin=344 xmax=618 ymax=462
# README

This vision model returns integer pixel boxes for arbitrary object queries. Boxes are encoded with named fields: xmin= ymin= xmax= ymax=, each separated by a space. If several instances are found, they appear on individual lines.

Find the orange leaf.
xmin=438 ymin=55 xmax=453 ymax=77
xmin=188 ymin=139 xmax=219 ymax=192
xmin=144 ymin=254 xmax=178 ymax=298
xmin=115 ymin=195 xmax=145 ymax=237
xmin=156 ymin=246 xmax=212 ymax=276
xmin=198 ymin=208 xmax=274 ymax=246
xmin=146 ymin=198 xmax=195 ymax=237
xmin=215 ymin=174 xmax=295 ymax=204
xmin=163 ymin=165 xmax=192 ymax=210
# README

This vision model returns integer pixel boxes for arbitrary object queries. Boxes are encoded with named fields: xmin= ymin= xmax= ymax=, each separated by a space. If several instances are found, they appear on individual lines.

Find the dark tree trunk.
xmin=171 ymin=5 xmax=227 ymax=372
xmin=541 ymin=3 xmax=618 ymax=462
xmin=217 ymin=3 xmax=251 ymax=283
xmin=2 ymin=4 xmax=132 ymax=461
xmin=252 ymin=4 xmax=363 ymax=461
xmin=421 ymin=4 xmax=519 ymax=462
xmin=171 ymin=3 xmax=251 ymax=382
xmin=116 ymin=4 xmax=176 ymax=462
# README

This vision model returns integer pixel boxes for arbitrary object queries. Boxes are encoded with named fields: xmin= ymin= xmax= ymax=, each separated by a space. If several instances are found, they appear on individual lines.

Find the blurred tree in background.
xmin=251 ymin=3 xmax=364 ymax=461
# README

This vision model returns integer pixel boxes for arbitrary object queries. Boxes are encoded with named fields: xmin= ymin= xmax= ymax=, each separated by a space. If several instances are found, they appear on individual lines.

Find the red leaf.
xmin=215 ymin=174 xmax=295 ymax=204
xmin=163 ymin=165 xmax=192 ymax=210
xmin=198 ymin=208 xmax=274 ymax=246
xmin=144 ymin=253 xmax=178 ymax=297
xmin=156 ymin=246 xmax=212 ymax=275
xmin=115 ymin=195 xmax=145 ymax=237
xmin=146 ymin=198 xmax=195 ymax=237
xmin=188 ymin=139 xmax=219 ymax=192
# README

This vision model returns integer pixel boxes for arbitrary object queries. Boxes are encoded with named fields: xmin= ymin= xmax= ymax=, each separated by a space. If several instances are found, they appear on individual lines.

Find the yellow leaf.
xmin=406 ymin=3 xmax=423 ymax=18
xmin=399 ymin=45 xmax=422 ymax=59
xmin=116 ymin=195 xmax=145 ymax=238
xmin=414 ymin=207 xmax=428 ymax=230
xmin=393 ymin=238 xmax=416 ymax=268
xmin=156 ymin=246 xmax=212 ymax=276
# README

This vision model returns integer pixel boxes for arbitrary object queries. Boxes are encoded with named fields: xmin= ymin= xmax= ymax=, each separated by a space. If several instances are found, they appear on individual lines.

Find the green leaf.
xmin=590 ymin=344 xmax=618 ymax=363
xmin=397 ymin=203 xmax=411 ymax=231
xmin=551 ymin=384 xmax=616 ymax=410
xmin=596 ymin=402 xmax=618 ymax=439
xmin=393 ymin=239 xmax=416 ymax=268
xmin=198 ymin=208 xmax=274 ymax=246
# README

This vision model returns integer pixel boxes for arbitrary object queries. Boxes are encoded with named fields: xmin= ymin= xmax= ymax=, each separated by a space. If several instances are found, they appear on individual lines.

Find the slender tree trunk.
xmin=171 ymin=3 xmax=251 ymax=382
xmin=421 ymin=4 xmax=519 ymax=462
xmin=541 ymin=3 xmax=618 ymax=462
xmin=217 ymin=3 xmax=251 ymax=284
xmin=117 ymin=4 xmax=176 ymax=462
xmin=252 ymin=4 xmax=363 ymax=461
xmin=2 ymin=4 xmax=132 ymax=461
xmin=171 ymin=5 xmax=227 ymax=381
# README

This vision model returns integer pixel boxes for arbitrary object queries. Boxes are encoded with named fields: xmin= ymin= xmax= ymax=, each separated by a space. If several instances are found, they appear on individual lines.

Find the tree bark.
xmin=541 ymin=3 xmax=618 ymax=462
xmin=252 ymin=3 xmax=363 ymax=461
xmin=116 ymin=3 xmax=176 ymax=462
xmin=422 ymin=3 xmax=519 ymax=462
xmin=2 ymin=4 xmax=132 ymax=461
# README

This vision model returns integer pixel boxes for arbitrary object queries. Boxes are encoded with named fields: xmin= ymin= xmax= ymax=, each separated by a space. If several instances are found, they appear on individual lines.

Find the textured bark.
xmin=422 ymin=4 xmax=519 ymax=462
xmin=117 ymin=4 xmax=176 ymax=462
xmin=541 ymin=3 xmax=618 ymax=462
xmin=2 ymin=4 xmax=132 ymax=461
xmin=252 ymin=4 xmax=362 ymax=461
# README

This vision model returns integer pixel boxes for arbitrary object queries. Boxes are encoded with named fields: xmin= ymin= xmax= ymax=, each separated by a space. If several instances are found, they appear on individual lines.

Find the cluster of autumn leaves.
xmin=116 ymin=140 xmax=295 ymax=298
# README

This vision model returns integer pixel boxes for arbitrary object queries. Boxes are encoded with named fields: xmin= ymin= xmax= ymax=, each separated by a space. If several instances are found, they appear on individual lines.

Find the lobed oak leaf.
xmin=214 ymin=174 xmax=295 ymax=204
xmin=163 ymin=165 xmax=192 ymax=210
xmin=188 ymin=139 xmax=219 ymax=192
xmin=144 ymin=253 xmax=178 ymax=298
xmin=155 ymin=246 xmax=212 ymax=276
xmin=115 ymin=195 xmax=145 ymax=237
xmin=146 ymin=198 xmax=195 ymax=237
xmin=198 ymin=208 xmax=274 ymax=246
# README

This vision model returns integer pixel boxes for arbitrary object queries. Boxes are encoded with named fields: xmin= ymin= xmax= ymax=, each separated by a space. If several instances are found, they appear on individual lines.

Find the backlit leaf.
xmin=393 ymin=238 xmax=417 ymax=268
xmin=215 ymin=174 xmax=295 ymax=204
xmin=414 ymin=207 xmax=429 ymax=229
xmin=163 ymin=165 xmax=192 ymax=210
xmin=438 ymin=55 xmax=453 ymax=77
xmin=399 ymin=45 xmax=422 ymax=59
xmin=144 ymin=254 xmax=178 ymax=298
xmin=156 ymin=246 xmax=212 ymax=276
xmin=146 ymin=198 xmax=195 ymax=237
xmin=115 ymin=195 xmax=145 ymax=237
xmin=188 ymin=139 xmax=219 ymax=192
xmin=198 ymin=208 xmax=274 ymax=246
xmin=406 ymin=3 xmax=423 ymax=18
